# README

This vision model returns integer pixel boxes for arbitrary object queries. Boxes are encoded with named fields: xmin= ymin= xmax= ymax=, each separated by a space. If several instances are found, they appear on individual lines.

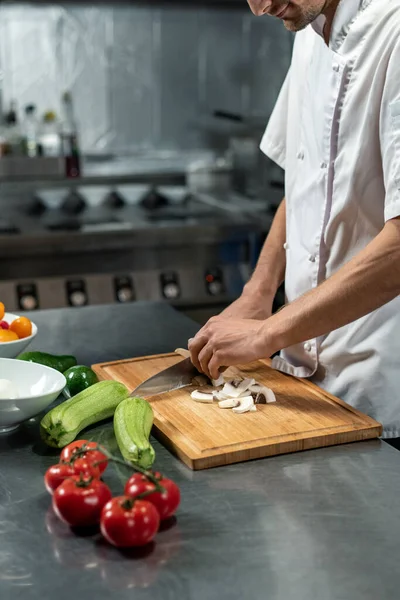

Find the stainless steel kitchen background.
xmin=0 ymin=3 xmax=292 ymax=153
xmin=0 ymin=2 xmax=291 ymax=323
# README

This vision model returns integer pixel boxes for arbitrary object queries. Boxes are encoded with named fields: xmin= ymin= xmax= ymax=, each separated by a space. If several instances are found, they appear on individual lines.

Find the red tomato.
xmin=100 ymin=496 xmax=160 ymax=548
xmin=72 ymin=457 xmax=101 ymax=479
xmin=53 ymin=475 xmax=112 ymax=527
xmin=60 ymin=440 xmax=108 ymax=474
xmin=44 ymin=463 xmax=75 ymax=495
xmin=124 ymin=473 xmax=181 ymax=521
xmin=0 ymin=320 xmax=9 ymax=330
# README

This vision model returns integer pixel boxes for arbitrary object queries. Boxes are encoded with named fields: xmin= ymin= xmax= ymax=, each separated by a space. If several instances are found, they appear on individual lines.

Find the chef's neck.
xmin=322 ymin=0 xmax=341 ymax=44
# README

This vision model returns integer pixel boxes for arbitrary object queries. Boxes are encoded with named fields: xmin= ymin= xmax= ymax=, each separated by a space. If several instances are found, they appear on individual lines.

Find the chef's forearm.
xmin=266 ymin=217 xmax=400 ymax=351
xmin=244 ymin=197 xmax=287 ymax=299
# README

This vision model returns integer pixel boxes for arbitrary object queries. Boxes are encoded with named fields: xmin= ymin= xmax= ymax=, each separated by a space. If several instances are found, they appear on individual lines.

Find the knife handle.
xmin=175 ymin=348 xmax=228 ymax=379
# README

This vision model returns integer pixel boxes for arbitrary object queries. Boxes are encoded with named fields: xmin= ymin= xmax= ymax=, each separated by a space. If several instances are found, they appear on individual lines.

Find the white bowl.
xmin=0 ymin=358 xmax=66 ymax=433
xmin=0 ymin=312 xmax=38 ymax=358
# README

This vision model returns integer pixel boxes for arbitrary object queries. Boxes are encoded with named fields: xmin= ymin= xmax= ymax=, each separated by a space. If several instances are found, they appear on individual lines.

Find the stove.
xmin=0 ymin=183 xmax=266 ymax=321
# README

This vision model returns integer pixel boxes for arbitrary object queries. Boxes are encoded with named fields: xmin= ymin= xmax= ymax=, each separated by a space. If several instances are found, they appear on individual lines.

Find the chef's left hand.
xmin=188 ymin=317 xmax=275 ymax=380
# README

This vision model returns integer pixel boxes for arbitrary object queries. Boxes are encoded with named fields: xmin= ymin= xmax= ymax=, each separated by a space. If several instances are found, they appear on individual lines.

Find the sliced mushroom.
xmin=250 ymin=405 xmax=257 ymax=412
xmin=191 ymin=390 xmax=214 ymax=403
xmin=255 ymin=387 xmax=276 ymax=404
xmin=232 ymin=395 xmax=255 ymax=414
xmin=218 ymin=398 xmax=240 ymax=409
xmin=212 ymin=374 xmax=225 ymax=387
xmin=249 ymin=383 xmax=263 ymax=393
xmin=214 ymin=390 xmax=230 ymax=401
xmin=222 ymin=378 xmax=256 ymax=398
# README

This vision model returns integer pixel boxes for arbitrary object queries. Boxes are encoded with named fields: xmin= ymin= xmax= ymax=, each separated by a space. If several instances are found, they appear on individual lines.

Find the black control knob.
xmin=205 ymin=268 xmax=225 ymax=296
xmin=66 ymin=280 xmax=88 ymax=307
xmin=160 ymin=272 xmax=181 ymax=300
xmin=104 ymin=191 xmax=125 ymax=209
xmin=17 ymin=283 xmax=39 ymax=310
xmin=61 ymin=190 xmax=86 ymax=215
xmin=114 ymin=276 xmax=135 ymax=303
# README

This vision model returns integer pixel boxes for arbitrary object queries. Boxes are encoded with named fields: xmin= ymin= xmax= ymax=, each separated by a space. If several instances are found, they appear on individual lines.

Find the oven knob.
xmin=20 ymin=294 xmax=38 ymax=311
xmin=69 ymin=290 xmax=87 ymax=307
xmin=205 ymin=269 xmax=224 ymax=296
xmin=114 ymin=276 xmax=135 ymax=303
xmin=163 ymin=282 xmax=180 ymax=299
xmin=160 ymin=272 xmax=181 ymax=300
xmin=118 ymin=287 xmax=133 ymax=302
xmin=17 ymin=283 xmax=39 ymax=310
xmin=208 ymin=280 xmax=223 ymax=296
xmin=66 ymin=280 xmax=88 ymax=307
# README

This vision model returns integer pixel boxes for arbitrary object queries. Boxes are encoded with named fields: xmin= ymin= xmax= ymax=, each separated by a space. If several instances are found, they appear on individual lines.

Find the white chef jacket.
xmin=261 ymin=0 xmax=400 ymax=437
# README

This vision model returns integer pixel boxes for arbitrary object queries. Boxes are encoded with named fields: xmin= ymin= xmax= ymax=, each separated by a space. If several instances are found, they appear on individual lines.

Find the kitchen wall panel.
xmin=0 ymin=3 xmax=293 ymax=153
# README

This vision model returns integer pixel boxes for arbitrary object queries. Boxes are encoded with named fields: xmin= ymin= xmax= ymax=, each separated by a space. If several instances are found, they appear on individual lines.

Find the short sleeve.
xmin=380 ymin=40 xmax=400 ymax=222
xmin=260 ymin=67 xmax=291 ymax=170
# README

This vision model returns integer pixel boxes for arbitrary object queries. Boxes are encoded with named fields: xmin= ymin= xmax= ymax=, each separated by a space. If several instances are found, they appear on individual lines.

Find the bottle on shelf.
xmin=0 ymin=71 xmax=7 ymax=157
xmin=4 ymin=100 xmax=23 ymax=156
xmin=60 ymin=91 xmax=81 ymax=178
xmin=39 ymin=110 xmax=61 ymax=157
xmin=22 ymin=104 xmax=40 ymax=157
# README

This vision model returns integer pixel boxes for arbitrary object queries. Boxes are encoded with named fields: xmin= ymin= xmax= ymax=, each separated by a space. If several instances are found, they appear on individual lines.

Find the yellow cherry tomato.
xmin=0 ymin=329 xmax=19 ymax=343
xmin=10 ymin=317 xmax=32 ymax=339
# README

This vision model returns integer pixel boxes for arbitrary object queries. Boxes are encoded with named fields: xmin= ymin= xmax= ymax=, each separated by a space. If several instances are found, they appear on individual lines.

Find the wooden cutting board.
xmin=92 ymin=352 xmax=382 ymax=470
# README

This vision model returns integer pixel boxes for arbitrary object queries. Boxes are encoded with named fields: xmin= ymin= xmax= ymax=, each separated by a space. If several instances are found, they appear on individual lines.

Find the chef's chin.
xmin=281 ymin=3 xmax=323 ymax=32
xmin=282 ymin=12 xmax=317 ymax=31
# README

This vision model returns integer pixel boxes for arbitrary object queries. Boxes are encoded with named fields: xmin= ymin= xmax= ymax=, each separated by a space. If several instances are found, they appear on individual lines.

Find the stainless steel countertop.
xmin=0 ymin=303 xmax=399 ymax=600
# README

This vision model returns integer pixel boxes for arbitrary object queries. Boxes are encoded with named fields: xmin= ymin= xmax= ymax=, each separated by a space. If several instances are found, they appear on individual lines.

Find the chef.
xmin=189 ymin=0 xmax=400 ymax=447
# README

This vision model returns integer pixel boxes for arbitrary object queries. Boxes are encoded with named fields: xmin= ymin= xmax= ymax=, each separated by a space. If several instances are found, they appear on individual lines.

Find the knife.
xmin=130 ymin=357 xmax=201 ymax=398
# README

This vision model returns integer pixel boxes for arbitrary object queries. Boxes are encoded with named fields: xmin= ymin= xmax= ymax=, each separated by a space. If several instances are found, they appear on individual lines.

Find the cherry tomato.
xmin=73 ymin=457 xmax=101 ymax=479
xmin=44 ymin=463 xmax=75 ymax=495
xmin=100 ymin=496 xmax=160 ymax=548
xmin=60 ymin=440 xmax=108 ymax=474
xmin=53 ymin=475 xmax=112 ymax=527
xmin=10 ymin=316 xmax=32 ymax=339
xmin=0 ymin=329 xmax=19 ymax=342
xmin=0 ymin=320 xmax=9 ymax=330
xmin=0 ymin=302 xmax=4 ymax=321
xmin=125 ymin=473 xmax=181 ymax=521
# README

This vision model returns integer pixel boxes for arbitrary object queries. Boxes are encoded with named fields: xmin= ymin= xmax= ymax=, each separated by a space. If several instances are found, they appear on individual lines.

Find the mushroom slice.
xmin=191 ymin=390 xmax=214 ymax=403
xmin=250 ymin=405 xmax=257 ymax=412
xmin=222 ymin=378 xmax=256 ymax=398
xmin=212 ymin=374 xmax=225 ymax=387
xmin=214 ymin=390 xmax=229 ymax=401
xmin=249 ymin=383 xmax=263 ymax=393
xmin=232 ymin=395 xmax=255 ymax=414
xmin=253 ymin=387 xmax=276 ymax=404
xmin=218 ymin=398 xmax=240 ymax=409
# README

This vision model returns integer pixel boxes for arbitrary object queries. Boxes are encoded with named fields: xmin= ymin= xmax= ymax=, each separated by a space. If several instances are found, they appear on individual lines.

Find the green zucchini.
xmin=18 ymin=351 xmax=77 ymax=373
xmin=40 ymin=380 xmax=129 ymax=448
xmin=114 ymin=397 xmax=155 ymax=469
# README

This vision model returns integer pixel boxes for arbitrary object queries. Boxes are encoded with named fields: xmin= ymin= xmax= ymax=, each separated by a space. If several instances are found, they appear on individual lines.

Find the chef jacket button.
xmin=333 ymin=64 xmax=340 ymax=72
xmin=283 ymin=242 xmax=289 ymax=250
xmin=308 ymin=254 xmax=316 ymax=262
xmin=297 ymin=151 xmax=304 ymax=160
xmin=320 ymin=161 xmax=327 ymax=169
xmin=304 ymin=342 xmax=312 ymax=352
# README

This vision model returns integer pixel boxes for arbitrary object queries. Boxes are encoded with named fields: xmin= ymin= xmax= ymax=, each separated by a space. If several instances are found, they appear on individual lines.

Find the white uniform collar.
xmin=311 ymin=0 xmax=366 ymax=48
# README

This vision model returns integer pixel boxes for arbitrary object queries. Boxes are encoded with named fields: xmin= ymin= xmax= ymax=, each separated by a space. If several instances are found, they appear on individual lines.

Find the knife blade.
xmin=130 ymin=357 xmax=200 ymax=398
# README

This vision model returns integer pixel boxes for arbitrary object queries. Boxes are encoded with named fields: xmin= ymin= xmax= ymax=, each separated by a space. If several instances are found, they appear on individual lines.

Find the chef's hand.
xmin=188 ymin=317 xmax=277 ymax=380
